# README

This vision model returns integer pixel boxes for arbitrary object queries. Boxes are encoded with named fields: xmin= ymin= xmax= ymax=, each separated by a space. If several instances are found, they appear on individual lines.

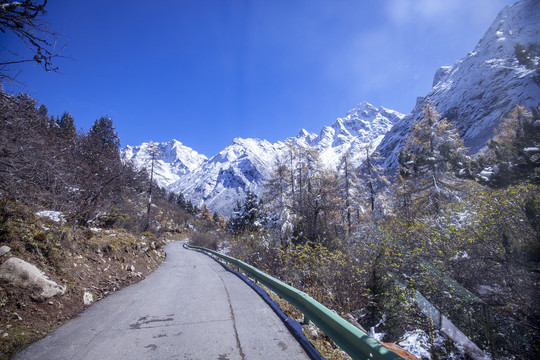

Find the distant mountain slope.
xmin=121 ymin=140 xmax=207 ymax=188
xmin=377 ymin=0 xmax=540 ymax=171
xmin=122 ymin=102 xmax=402 ymax=215
xmin=304 ymin=102 xmax=404 ymax=165
xmin=167 ymin=101 xmax=403 ymax=215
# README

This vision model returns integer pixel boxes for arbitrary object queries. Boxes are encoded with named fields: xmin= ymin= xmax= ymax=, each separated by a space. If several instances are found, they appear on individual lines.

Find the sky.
xmin=1 ymin=0 xmax=517 ymax=157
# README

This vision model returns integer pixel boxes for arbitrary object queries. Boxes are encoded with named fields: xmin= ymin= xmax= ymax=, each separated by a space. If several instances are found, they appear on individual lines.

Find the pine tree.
xmin=87 ymin=116 xmax=120 ymax=154
xmin=228 ymin=192 xmax=263 ymax=234
xmin=57 ymin=111 xmax=77 ymax=139
xmin=176 ymin=192 xmax=187 ymax=209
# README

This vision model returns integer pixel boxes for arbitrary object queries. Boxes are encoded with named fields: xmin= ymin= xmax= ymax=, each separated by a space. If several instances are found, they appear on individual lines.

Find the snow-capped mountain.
xmin=166 ymin=102 xmax=402 ymax=215
xmin=121 ymin=140 xmax=207 ymax=189
xmin=300 ymin=102 xmax=404 ymax=165
xmin=167 ymin=138 xmax=286 ymax=215
xmin=377 ymin=0 xmax=540 ymax=171
xmin=123 ymin=102 xmax=402 ymax=215
xmin=123 ymin=1 xmax=538 ymax=215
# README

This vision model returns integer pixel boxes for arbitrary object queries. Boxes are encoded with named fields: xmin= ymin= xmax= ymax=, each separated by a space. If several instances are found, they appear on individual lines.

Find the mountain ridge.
xmin=122 ymin=0 xmax=540 ymax=215
xmin=122 ymin=102 xmax=403 ymax=215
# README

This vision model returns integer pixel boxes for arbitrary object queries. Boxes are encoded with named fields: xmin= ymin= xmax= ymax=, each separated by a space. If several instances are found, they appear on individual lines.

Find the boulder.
xmin=0 ymin=257 xmax=66 ymax=302
xmin=0 ymin=245 xmax=10 ymax=257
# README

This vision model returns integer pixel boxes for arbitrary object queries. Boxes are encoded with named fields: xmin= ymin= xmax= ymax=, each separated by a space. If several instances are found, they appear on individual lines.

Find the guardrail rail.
xmin=185 ymin=244 xmax=403 ymax=360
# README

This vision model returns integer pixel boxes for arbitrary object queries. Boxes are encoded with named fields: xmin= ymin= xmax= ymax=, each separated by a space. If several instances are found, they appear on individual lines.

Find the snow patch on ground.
xmin=36 ymin=210 xmax=65 ymax=223
xmin=398 ymin=329 xmax=432 ymax=359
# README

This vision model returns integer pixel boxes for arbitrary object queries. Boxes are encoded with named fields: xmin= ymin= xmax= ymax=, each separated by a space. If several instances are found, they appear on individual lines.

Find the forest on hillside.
xmin=0 ymin=91 xmax=200 ymax=233
xmin=196 ymin=104 xmax=540 ymax=359
xmin=0 ymin=90 xmax=206 ymax=358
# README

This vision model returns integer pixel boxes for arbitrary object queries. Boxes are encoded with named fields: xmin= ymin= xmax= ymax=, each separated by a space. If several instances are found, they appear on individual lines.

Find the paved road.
xmin=13 ymin=242 xmax=310 ymax=360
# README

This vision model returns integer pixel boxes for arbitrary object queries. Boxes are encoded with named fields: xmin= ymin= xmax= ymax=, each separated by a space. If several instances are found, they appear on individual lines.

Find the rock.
xmin=302 ymin=324 xmax=319 ymax=339
xmin=343 ymin=313 xmax=368 ymax=334
xmin=0 ymin=257 xmax=66 ymax=302
xmin=83 ymin=291 xmax=93 ymax=306
xmin=128 ymin=265 xmax=135 ymax=272
xmin=0 ymin=245 xmax=10 ymax=256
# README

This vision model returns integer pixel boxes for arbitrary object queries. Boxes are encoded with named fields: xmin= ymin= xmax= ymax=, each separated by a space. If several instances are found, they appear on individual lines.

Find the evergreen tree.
xmin=57 ymin=111 xmax=77 ymax=138
xmin=228 ymin=192 xmax=263 ymax=234
xmin=76 ymin=116 xmax=123 ymax=223
xmin=176 ymin=192 xmax=187 ymax=209
xmin=87 ymin=116 xmax=120 ymax=154
xmin=167 ymin=192 xmax=178 ymax=204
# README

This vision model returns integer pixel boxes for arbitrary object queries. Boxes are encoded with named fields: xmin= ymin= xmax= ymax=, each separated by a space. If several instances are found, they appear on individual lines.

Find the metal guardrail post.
xmin=185 ymin=244 xmax=403 ymax=360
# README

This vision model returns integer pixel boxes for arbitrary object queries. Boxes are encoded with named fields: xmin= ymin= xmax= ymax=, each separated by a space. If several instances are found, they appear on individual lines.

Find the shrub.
xmin=190 ymin=232 xmax=220 ymax=250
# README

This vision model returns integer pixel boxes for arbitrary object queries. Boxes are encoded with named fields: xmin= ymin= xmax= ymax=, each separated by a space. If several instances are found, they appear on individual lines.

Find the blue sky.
xmin=2 ymin=0 xmax=516 ymax=157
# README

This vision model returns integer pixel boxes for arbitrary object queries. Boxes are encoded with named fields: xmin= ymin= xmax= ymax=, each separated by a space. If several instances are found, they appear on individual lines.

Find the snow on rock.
xmin=303 ymin=102 xmax=404 ymax=166
xmin=377 ymin=0 xmax=540 ymax=173
xmin=121 ymin=2 xmax=537 ymax=215
xmin=0 ymin=257 xmax=66 ymax=302
xmin=36 ymin=210 xmax=65 ymax=223
xmin=398 ymin=329 xmax=433 ymax=360
xmin=167 ymin=137 xmax=286 ymax=216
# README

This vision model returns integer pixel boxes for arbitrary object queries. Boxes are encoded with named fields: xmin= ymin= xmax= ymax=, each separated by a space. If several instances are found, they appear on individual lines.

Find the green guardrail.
xmin=185 ymin=244 xmax=403 ymax=360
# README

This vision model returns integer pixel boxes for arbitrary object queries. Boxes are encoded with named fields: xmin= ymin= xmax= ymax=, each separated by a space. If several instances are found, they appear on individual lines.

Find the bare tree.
xmin=0 ymin=0 xmax=67 ymax=85
xmin=145 ymin=141 xmax=162 ymax=216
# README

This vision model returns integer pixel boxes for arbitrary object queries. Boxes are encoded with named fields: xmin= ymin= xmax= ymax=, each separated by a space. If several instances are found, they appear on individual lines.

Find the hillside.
xmin=377 ymin=0 xmax=540 ymax=171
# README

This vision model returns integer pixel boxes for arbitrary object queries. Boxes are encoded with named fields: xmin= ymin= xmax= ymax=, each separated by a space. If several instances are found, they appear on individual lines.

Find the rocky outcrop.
xmin=0 ymin=257 xmax=66 ymax=302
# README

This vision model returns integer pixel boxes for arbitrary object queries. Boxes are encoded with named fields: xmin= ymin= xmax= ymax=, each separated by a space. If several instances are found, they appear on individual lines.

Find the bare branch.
xmin=0 ymin=0 xmax=67 ymax=83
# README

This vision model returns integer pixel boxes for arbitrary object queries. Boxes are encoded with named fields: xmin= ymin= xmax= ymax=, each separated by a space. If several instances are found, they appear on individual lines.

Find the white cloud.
xmin=386 ymin=0 xmax=512 ymax=27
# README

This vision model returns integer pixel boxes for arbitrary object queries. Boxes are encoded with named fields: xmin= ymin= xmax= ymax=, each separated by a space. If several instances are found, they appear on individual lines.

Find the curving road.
xmin=13 ymin=242 xmax=310 ymax=360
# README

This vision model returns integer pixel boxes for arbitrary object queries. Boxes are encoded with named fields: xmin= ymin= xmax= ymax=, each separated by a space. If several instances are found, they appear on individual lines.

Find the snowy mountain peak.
xmin=474 ymin=0 xmax=539 ymax=59
xmin=121 ymin=139 xmax=207 ymax=188
xmin=377 ymin=0 xmax=540 ymax=171
xmin=296 ymin=128 xmax=316 ymax=140
xmin=154 ymin=101 xmax=404 ymax=215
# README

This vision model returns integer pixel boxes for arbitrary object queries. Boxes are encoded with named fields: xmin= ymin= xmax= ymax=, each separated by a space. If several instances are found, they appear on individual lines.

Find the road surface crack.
xmin=218 ymin=274 xmax=246 ymax=360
